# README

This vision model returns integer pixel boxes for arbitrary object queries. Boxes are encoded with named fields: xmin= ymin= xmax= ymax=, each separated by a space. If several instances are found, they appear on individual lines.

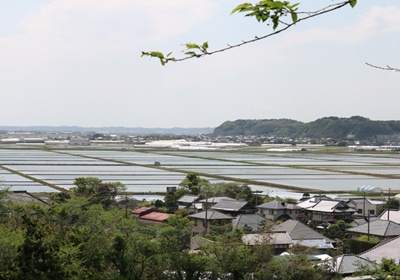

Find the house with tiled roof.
xmin=233 ymin=214 xmax=267 ymax=233
xmin=189 ymin=210 xmax=234 ymax=234
xmin=303 ymin=200 xmax=356 ymax=222
xmin=139 ymin=212 xmax=170 ymax=225
xmin=331 ymin=254 xmax=375 ymax=276
xmin=346 ymin=219 xmax=400 ymax=240
xmin=4 ymin=190 xmax=50 ymax=206
xmin=198 ymin=196 xmax=236 ymax=210
xmin=130 ymin=206 xmax=160 ymax=219
xmin=176 ymin=194 xmax=201 ymax=212
xmin=273 ymin=219 xmax=335 ymax=250
xmin=257 ymin=200 xmax=301 ymax=221
xmin=243 ymin=232 xmax=293 ymax=254
xmin=359 ymin=235 xmax=400 ymax=263
xmin=379 ymin=209 xmax=400 ymax=224
xmin=211 ymin=199 xmax=256 ymax=217
xmin=346 ymin=198 xmax=384 ymax=217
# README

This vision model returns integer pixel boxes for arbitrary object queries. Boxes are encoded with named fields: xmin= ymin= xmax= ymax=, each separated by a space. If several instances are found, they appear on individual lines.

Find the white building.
xmin=69 ymin=138 xmax=90 ymax=145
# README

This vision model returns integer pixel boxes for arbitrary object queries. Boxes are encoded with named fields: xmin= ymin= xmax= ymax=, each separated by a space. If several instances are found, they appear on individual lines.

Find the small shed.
xmin=357 ymin=185 xmax=383 ymax=193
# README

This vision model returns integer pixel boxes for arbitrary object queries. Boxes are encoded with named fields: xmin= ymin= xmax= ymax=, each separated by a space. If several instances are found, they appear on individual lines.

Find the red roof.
xmin=139 ymin=212 xmax=170 ymax=222
xmin=131 ymin=207 xmax=154 ymax=215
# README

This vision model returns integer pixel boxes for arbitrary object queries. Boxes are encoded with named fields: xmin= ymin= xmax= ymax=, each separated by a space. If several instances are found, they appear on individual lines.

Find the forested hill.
xmin=213 ymin=116 xmax=400 ymax=139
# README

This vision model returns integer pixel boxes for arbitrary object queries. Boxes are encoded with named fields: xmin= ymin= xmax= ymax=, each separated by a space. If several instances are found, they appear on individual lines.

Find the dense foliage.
xmin=213 ymin=116 xmax=400 ymax=139
xmin=0 ymin=179 xmax=343 ymax=280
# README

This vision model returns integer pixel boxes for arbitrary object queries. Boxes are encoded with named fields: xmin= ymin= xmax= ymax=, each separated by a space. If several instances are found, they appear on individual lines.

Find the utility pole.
xmin=367 ymin=209 xmax=370 ymax=242
xmin=205 ymin=192 xmax=208 ymax=233
xmin=363 ymin=191 xmax=366 ymax=220
xmin=388 ymin=188 xmax=391 ymax=221
xmin=125 ymin=192 xmax=128 ymax=219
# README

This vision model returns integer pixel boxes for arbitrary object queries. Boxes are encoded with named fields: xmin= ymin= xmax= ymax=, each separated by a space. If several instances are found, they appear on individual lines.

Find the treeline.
xmin=213 ymin=116 xmax=400 ymax=139
xmin=0 ymin=178 xmax=340 ymax=280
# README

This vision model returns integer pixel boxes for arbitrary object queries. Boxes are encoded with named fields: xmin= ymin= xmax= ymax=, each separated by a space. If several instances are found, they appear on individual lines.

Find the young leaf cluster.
xmin=231 ymin=1 xmax=299 ymax=30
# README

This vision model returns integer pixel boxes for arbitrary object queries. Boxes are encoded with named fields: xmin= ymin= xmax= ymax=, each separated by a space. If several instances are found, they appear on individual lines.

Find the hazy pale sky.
xmin=1 ymin=0 xmax=399 ymax=128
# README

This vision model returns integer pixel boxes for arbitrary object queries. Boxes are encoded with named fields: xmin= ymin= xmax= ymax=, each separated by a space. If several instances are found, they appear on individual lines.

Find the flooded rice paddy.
xmin=1 ymin=148 xmax=400 ymax=193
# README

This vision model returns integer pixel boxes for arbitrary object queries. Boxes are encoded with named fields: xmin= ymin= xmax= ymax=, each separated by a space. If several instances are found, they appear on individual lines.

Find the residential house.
xmin=346 ymin=219 xmax=400 ymax=240
xmin=297 ymin=195 xmax=334 ymax=209
xmin=379 ymin=209 xmax=400 ymax=224
xmin=198 ymin=196 xmax=236 ymax=210
xmin=273 ymin=219 xmax=335 ymax=250
xmin=233 ymin=214 xmax=267 ymax=233
xmin=257 ymin=200 xmax=301 ymax=221
xmin=131 ymin=207 xmax=160 ymax=219
xmin=242 ymin=232 xmax=293 ymax=254
xmin=359 ymin=235 xmax=400 ymax=263
xmin=331 ymin=254 xmax=375 ymax=276
xmin=346 ymin=198 xmax=384 ymax=217
xmin=176 ymin=194 xmax=201 ymax=212
xmin=4 ymin=190 xmax=50 ymax=206
xmin=301 ymin=200 xmax=356 ymax=222
xmin=211 ymin=199 xmax=256 ymax=217
xmin=351 ymin=217 xmax=379 ymax=227
xmin=138 ymin=212 xmax=170 ymax=226
xmin=189 ymin=210 xmax=234 ymax=235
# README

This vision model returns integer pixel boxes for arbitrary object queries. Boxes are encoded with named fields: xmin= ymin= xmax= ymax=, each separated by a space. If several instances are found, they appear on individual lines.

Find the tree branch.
xmin=365 ymin=62 xmax=400 ymax=72
xmin=142 ymin=0 xmax=356 ymax=65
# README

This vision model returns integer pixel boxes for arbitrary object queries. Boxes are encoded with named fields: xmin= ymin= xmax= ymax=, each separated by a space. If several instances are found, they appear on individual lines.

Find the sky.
xmin=0 ymin=0 xmax=399 ymax=128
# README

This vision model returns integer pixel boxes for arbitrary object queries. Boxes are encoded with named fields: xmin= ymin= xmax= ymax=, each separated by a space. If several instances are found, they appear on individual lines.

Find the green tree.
xmin=9 ymin=214 xmax=72 ymax=280
xmin=72 ymin=177 xmax=126 ymax=209
xmin=179 ymin=173 xmax=210 ymax=195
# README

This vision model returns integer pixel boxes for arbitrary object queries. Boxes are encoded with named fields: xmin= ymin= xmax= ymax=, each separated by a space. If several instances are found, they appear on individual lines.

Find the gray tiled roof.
xmin=4 ymin=191 xmax=49 ymax=205
xmin=334 ymin=254 xmax=375 ymax=275
xmin=346 ymin=219 xmax=400 ymax=237
xmin=190 ymin=235 xmax=214 ymax=250
xmin=212 ymin=199 xmax=248 ymax=212
xmin=257 ymin=200 xmax=301 ymax=210
xmin=243 ymin=232 xmax=293 ymax=246
xmin=177 ymin=194 xmax=201 ymax=204
xmin=379 ymin=209 xmax=400 ymax=224
xmin=273 ymin=219 xmax=335 ymax=243
xmin=351 ymin=217 xmax=379 ymax=227
xmin=189 ymin=210 xmax=234 ymax=220
xmin=310 ymin=200 xmax=356 ymax=213
xmin=233 ymin=214 xmax=267 ymax=232
xmin=359 ymin=235 xmax=400 ymax=263
xmin=198 ymin=196 xmax=236 ymax=203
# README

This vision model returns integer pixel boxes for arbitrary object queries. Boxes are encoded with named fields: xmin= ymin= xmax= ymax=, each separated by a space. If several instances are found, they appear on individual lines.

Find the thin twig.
xmin=365 ymin=62 xmax=400 ymax=72
xmin=156 ymin=0 xmax=352 ymax=63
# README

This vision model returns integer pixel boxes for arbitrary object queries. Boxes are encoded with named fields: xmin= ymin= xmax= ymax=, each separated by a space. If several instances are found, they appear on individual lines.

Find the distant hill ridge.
xmin=213 ymin=116 xmax=400 ymax=139
xmin=0 ymin=126 xmax=214 ymax=135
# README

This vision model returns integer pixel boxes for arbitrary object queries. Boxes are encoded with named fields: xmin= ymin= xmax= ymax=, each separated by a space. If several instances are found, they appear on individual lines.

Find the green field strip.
xmin=0 ymin=165 xmax=70 ymax=193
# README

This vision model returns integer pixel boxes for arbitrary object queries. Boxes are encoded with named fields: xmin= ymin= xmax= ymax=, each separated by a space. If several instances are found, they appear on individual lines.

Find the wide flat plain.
xmin=1 ymin=147 xmax=400 ymax=194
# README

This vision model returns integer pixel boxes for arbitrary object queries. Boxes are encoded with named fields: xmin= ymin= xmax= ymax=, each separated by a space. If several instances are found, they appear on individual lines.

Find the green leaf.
xmin=269 ymin=2 xmax=283 ymax=9
xmin=272 ymin=15 xmax=279 ymax=30
xmin=184 ymin=51 xmax=197 ymax=56
xmin=349 ymin=0 xmax=357 ymax=8
xmin=185 ymin=43 xmax=200 ymax=49
xmin=231 ymin=3 xmax=252 ymax=14
xmin=167 ymin=52 xmax=172 ymax=57
xmin=150 ymin=51 xmax=164 ymax=58
xmin=160 ymin=58 xmax=165 ymax=66
xmin=291 ymin=12 xmax=297 ymax=24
